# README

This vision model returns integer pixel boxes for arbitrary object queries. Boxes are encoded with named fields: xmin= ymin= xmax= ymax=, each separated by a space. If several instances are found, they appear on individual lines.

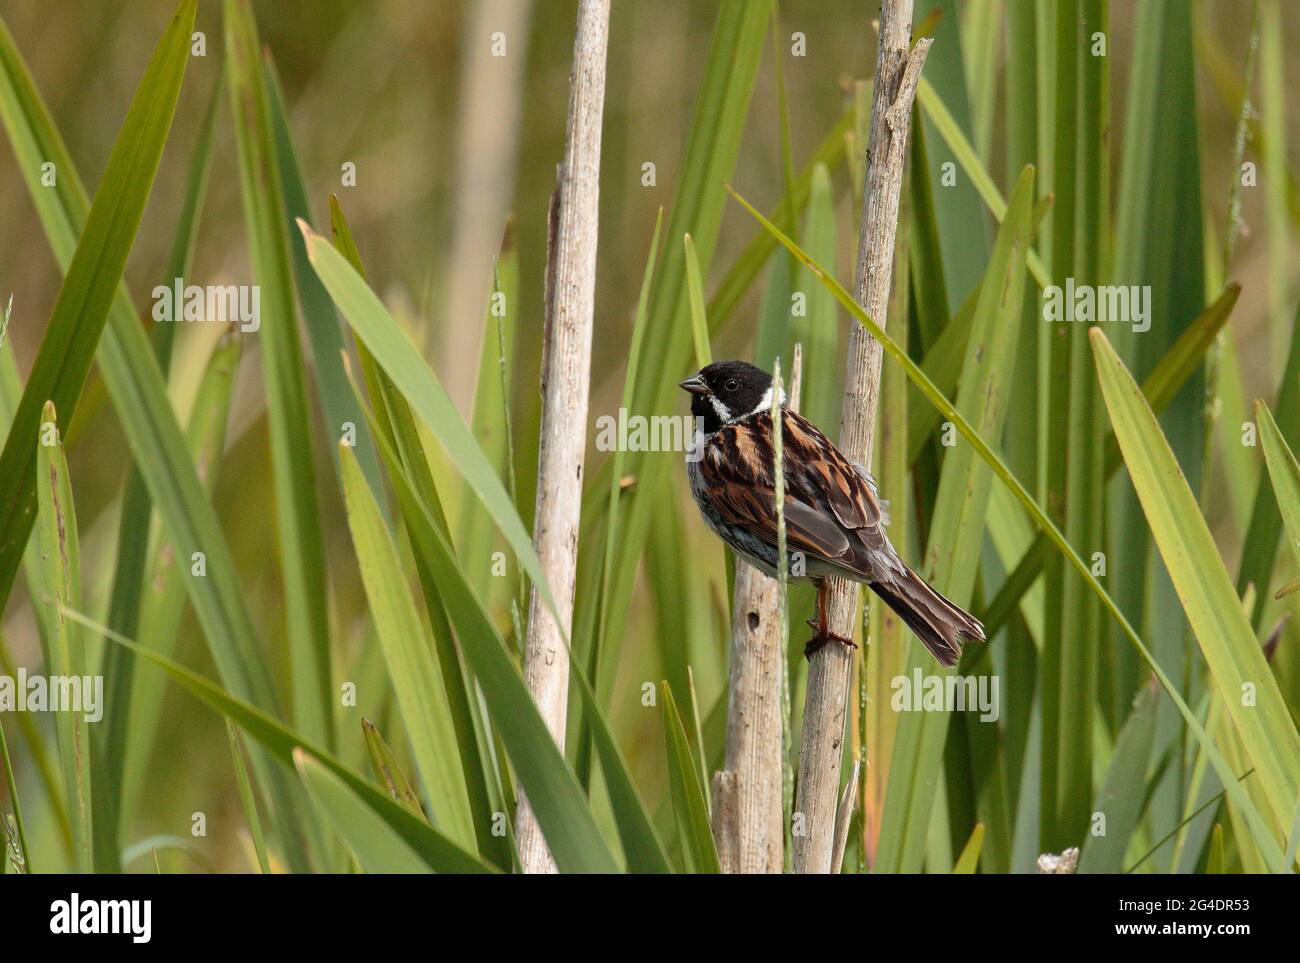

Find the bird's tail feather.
xmin=869 ymin=565 xmax=985 ymax=668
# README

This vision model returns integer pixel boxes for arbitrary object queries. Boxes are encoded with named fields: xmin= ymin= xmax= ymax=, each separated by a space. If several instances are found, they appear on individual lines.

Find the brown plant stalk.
xmin=711 ymin=347 xmax=802 ymax=874
xmin=793 ymin=0 xmax=931 ymax=874
xmin=514 ymin=0 xmax=611 ymax=875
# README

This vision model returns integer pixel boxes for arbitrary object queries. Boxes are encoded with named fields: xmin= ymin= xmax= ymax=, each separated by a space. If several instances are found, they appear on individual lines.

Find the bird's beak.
xmin=678 ymin=375 xmax=708 ymax=396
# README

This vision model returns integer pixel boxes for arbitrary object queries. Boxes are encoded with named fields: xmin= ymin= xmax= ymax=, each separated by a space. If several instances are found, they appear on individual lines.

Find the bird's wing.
xmin=779 ymin=410 xmax=885 ymax=531
xmin=696 ymin=410 xmax=888 ymax=570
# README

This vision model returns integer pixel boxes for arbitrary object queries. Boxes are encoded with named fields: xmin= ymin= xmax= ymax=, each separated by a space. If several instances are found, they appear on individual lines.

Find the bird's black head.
xmin=679 ymin=360 xmax=776 ymax=435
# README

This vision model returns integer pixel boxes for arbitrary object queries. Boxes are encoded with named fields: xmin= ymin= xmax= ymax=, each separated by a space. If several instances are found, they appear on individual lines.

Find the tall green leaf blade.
xmin=1130 ymin=1 xmax=1207 ymax=860
xmin=876 ymin=166 xmax=1035 ymax=874
xmin=1038 ymin=0 xmax=1080 ymax=854
xmin=227 ymin=721 xmax=271 ymax=874
xmin=339 ymin=443 xmax=476 ymax=853
xmin=68 ymin=613 xmax=494 ymax=874
xmin=300 ymin=221 xmax=565 ymax=633
xmin=351 ymin=335 xmax=670 ymax=870
xmin=916 ymin=79 xmax=1049 ymax=290
xmin=96 ymin=63 xmax=223 ymax=875
xmin=329 ymin=196 xmax=506 ymax=868
xmin=264 ymin=53 xmax=383 ymax=499
xmin=294 ymin=750 xmax=430 ymax=874
xmin=906 ymin=116 xmax=952 ymax=353
xmin=1259 ymin=0 xmax=1290 ymax=378
xmin=951 ymin=823 xmax=984 ymax=874
xmin=684 ymin=234 xmax=712 ymax=368
xmin=1092 ymin=330 xmax=1300 ymax=841
xmin=1214 ymin=335 xmax=1258 ymax=537
xmin=364 ymin=360 xmax=670 ymax=871
xmin=1003 ymin=0 xmax=1042 ymax=560
xmin=708 ymin=109 xmax=851 ymax=330
xmin=574 ymin=227 xmax=677 ymax=881
xmin=795 ymin=163 xmax=840 ymax=431
xmin=1 ymin=316 xmax=72 ymax=858
xmin=571 ymin=657 xmax=673 ymax=874
xmin=360 ymin=408 xmax=622 ymax=874
xmin=904 ymin=289 xmax=978 ymax=464
xmin=961 ymin=0 xmax=999 ymax=164
xmin=1209 ymin=685 xmax=1274 ymax=873
xmin=755 ymin=248 xmax=795 ymax=371
xmin=1078 ymin=681 xmax=1158 ymax=873
xmin=980 ymin=284 xmax=1240 ymax=639
xmin=1238 ymin=301 xmax=1300 ymax=625
xmin=226 ymin=0 xmax=333 ymax=749
xmin=458 ymin=225 xmax=520 ymax=595
xmin=1105 ymin=3 xmax=1167 ymax=758
xmin=864 ymin=191 xmax=914 ymax=866
xmin=644 ymin=504 xmax=713 ymax=769
xmin=912 ymin=0 xmax=991 ymax=312
xmin=0 ymin=677 xmax=30 ymax=872
xmin=35 ymin=403 xmax=93 ymax=871
xmin=1258 ymin=403 xmax=1300 ymax=600
xmin=1206 ymin=824 xmax=1226 ymax=874
xmin=660 ymin=683 xmax=720 ymax=874
xmin=0 ymin=0 xmax=196 ymax=610
xmin=122 ymin=336 xmax=240 ymax=817
xmin=585 ymin=209 xmax=661 ymax=770
xmin=362 ymin=718 xmax=426 ymax=820
xmin=1054 ymin=0 xmax=1107 ymax=851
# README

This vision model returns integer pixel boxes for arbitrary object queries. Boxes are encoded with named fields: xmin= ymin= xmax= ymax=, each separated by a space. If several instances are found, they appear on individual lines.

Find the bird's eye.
xmin=725 ymin=378 xmax=739 ymax=392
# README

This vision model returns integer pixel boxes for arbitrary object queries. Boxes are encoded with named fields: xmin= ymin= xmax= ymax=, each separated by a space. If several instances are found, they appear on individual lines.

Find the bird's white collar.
xmin=747 ymin=385 xmax=786 ymax=417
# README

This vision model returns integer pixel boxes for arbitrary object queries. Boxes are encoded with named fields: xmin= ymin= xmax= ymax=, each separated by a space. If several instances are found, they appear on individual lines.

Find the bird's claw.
xmin=804 ymin=618 xmax=858 ymax=658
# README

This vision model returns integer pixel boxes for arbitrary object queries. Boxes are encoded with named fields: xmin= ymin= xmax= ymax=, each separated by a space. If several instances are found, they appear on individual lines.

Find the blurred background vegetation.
xmin=0 ymin=0 xmax=1297 ymax=873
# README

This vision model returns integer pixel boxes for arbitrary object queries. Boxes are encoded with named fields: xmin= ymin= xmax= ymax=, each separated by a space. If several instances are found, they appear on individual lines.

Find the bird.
xmin=680 ymin=359 xmax=984 ymax=666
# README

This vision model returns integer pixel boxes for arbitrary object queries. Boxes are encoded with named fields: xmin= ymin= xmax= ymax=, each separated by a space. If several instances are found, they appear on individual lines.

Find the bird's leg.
xmin=805 ymin=581 xmax=858 ymax=658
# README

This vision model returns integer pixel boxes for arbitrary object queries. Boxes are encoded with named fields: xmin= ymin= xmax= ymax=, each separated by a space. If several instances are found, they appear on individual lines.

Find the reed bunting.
xmin=681 ymin=360 xmax=984 ymax=666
